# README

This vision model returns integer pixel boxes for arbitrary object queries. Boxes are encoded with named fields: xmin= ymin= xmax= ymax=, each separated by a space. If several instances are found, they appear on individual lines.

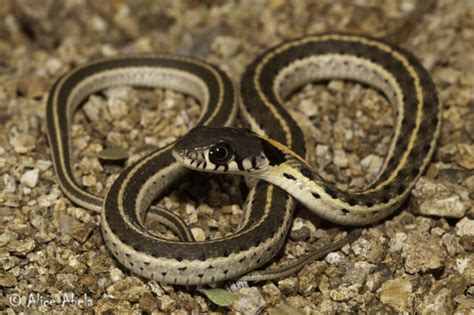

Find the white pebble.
xmin=326 ymin=252 xmax=344 ymax=265
xmin=45 ymin=57 xmax=63 ymax=75
xmin=389 ymin=232 xmax=407 ymax=252
xmin=211 ymin=36 xmax=241 ymax=58
xmin=82 ymin=175 xmax=96 ymax=187
xmin=110 ymin=267 xmax=124 ymax=282
xmin=334 ymin=149 xmax=349 ymax=168
xmin=232 ymin=287 xmax=266 ymax=314
xmin=107 ymin=99 xmax=129 ymax=119
xmin=316 ymin=144 xmax=329 ymax=157
xmin=3 ymin=174 xmax=17 ymax=193
xmin=35 ymin=160 xmax=52 ymax=171
xmin=299 ymin=99 xmax=319 ymax=116
xmin=68 ymin=257 xmax=79 ymax=268
xmin=455 ymin=257 xmax=470 ymax=274
xmin=191 ymin=227 xmax=206 ymax=242
xmin=11 ymin=134 xmax=36 ymax=153
xmin=185 ymin=204 xmax=196 ymax=215
xmin=20 ymin=169 xmax=39 ymax=188
xmin=291 ymin=218 xmax=305 ymax=231
xmin=328 ymin=80 xmax=344 ymax=92
xmin=360 ymin=154 xmax=383 ymax=179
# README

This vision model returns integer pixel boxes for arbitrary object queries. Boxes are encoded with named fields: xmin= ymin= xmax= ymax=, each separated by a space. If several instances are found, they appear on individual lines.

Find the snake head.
xmin=172 ymin=126 xmax=269 ymax=173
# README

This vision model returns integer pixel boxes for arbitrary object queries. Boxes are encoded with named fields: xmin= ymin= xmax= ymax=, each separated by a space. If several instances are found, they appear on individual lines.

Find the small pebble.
xmin=290 ymin=218 xmax=310 ymax=241
xmin=378 ymin=277 xmax=413 ymax=313
xmin=441 ymin=232 xmax=463 ymax=256
xmin=0 ymin=256 xmax=20 ymax=271
xmin=454 ymin=256 xmax=471 ymax=275
xmin=82 ymin=175 xmax=97 ymax=187
xmin=83 ymin=96 xmax=103 ymax=123
xmin=328 ymin=80 xmax=345 ymax=92
xmin=278 ymin=277 xmax=298 ymax=296
xmin=333 ymin=149 xmax=349 ymax=168
xmin=35 ymin=159 xmax=52 ymax=171
xmin=299 ymin=99 xmax=319 ymax=116
xmin=454 ymin=144 xmax=474 ymax=170
xmin=20 ymin=168 xmax=39 ymax=188
xmin=325 ymin=252 xmax=344 ymax=265
xmin=0 ymin=231 xmax=19 ymax=247
xmin=139 ymin=292 xmax=160 ymax=313
xmin=412 ymin=177 xmax=469 ymax=218
xmin=456 ymin=217 xmax=474 ymax=237
xmin=402 ymin=231 xmax=446 ymax=274
xmin=159 ymin=295 xmax=177 ymax=312
xmin=419 ymin=288 xmax=455 ymax=314
xmin=360 ymin=154 xmax=383 ymax=180
xmin=329 ymin=283 xmax=361 ymax=301
xmin=103 ymin=86 xmax=134 ymax=101
xmin=316 ymin=144 xmax=330 ymax=157
xmin=351 ymin=237 xmax=372 ymax=258
xmin=261 ymin=282 xmax=282 ymax=305
xmin=10 ymin=134 xmax=36 ymax=154
xmin=191 ymin=227 xmax=206 ymax=242
xmin=45 ymin=57 xmax=63 ymax=75
xmin=2 ymin=174 xmax=17 ymax=193
xmin=211 ymin=36 xmax=241 ymax=58
xmin=7 ymin=239 xmax=36 ymax=255
xmin=0 ymin=272 xmax=17 ymax=287
xmin=232 ymin=287 xmax=266 ymax=314
xmin=106 ymin=277 xmax=149 ymax=302
xmin=107 ymin=99 xmax=130 ymax=119
xmin=110 ymin=267 xmax=125 ymax=283
xmin=17 ymin=75 xmax=49 ymax=98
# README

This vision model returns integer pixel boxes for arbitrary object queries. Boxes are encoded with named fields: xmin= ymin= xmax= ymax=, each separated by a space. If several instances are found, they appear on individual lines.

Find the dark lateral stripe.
xmin=299 ymin=167 xmax=314 ymax=180
xmin=261 ymin=139 xmax=286 ymax=165
xmin=251 ymin=157 xmax=257 ymax=169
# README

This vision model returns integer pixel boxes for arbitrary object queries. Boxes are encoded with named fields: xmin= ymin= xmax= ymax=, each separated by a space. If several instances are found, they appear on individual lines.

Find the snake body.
xmin=46 ymin=34 xmax=440 ymax=285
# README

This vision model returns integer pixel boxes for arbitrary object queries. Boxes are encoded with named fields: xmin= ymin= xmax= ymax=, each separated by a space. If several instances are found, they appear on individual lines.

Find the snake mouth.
xmin=171 ymin=148 xmax=185 ymax=163
xmin=171 ymin=147 xmax=197 ymax=164
xmin=171 ymin=145 xmax=211 ymax=172
xmin=172 ymin=134 xmax=201 ymax=161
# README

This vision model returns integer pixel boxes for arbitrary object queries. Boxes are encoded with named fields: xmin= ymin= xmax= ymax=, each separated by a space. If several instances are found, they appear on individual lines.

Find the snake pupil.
xmin=209 ymin=143 xmax=232 ymax=165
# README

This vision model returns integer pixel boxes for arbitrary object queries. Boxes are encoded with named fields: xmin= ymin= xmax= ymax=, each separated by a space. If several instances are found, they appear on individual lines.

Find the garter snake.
xmin=47 ymin=34 xmax=440 ymax=286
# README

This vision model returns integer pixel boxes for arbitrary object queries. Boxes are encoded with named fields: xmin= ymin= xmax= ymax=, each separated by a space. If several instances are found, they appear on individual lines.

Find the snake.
xmin=46 ymin=33 xmax=440 ymax=286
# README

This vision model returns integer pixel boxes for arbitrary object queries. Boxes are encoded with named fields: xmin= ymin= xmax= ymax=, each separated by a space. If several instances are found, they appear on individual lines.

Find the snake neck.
xmin=256 ymin=152 xmax=400 ymax=225
xmin=258 ymin=154 xmax=322 ymax=199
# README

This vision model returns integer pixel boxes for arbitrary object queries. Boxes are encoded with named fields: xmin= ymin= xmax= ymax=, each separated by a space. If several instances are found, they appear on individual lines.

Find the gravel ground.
xmin=0 ymin=0 xmax=473 ymax=314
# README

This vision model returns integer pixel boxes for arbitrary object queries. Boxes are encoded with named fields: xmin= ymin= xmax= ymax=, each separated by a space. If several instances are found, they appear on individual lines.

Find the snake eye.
xmin=208 ymin=143 xmax=233 ymax=165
